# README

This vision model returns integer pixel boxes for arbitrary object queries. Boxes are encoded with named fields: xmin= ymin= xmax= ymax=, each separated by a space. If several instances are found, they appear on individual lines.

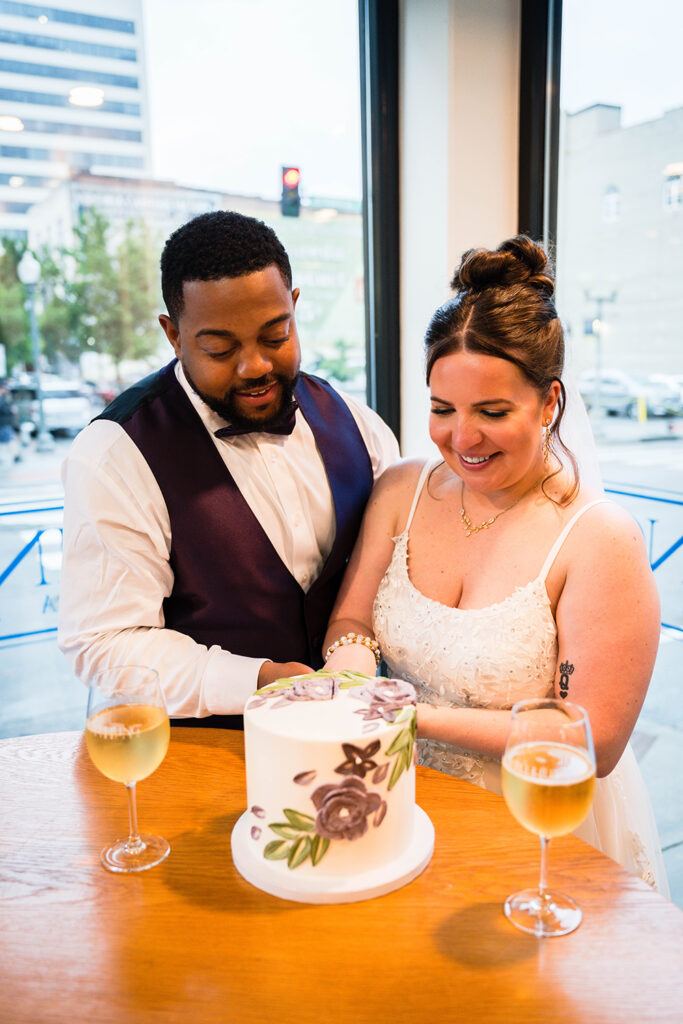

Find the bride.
xmin=323 ymin=235 xmax=669 ymax=895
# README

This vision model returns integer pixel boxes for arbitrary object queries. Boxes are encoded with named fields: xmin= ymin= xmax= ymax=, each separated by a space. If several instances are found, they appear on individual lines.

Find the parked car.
xmin=577 ymin=369 xmax=681 ymax=418
xmin=8 ymin=376 xmax=96 ymax=437
xmin=648 ymin=374 xmax=683 ymax=411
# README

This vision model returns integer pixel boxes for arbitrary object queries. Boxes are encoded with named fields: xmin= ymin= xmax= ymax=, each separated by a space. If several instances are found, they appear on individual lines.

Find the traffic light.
xmin=281 ymin=166 xmax=300 ymax=217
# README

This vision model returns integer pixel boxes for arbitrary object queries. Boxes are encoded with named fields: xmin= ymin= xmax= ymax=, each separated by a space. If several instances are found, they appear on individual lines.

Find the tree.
xmin=0 ymin=238 xmax=30 ymax=374
xmin=36 ymin=207 xmax=161 ymax=382
xmin=37 ymin=247 xmax=81 ymax=366
xmin=310 ymin=338 xmax=360 ymax=383
xmin=112 ymin=217 xmax=160 ymax=373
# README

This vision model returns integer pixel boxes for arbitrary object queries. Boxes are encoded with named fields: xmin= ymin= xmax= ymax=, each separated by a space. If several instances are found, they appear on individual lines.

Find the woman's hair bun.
xmin=450 ymin=235 xmax=555 ymax=297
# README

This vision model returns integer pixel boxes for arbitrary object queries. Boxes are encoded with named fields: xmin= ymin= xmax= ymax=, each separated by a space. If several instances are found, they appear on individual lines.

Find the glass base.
xmin=504 ymin=887 xmax=582 ymax=937
xmin=101 ymin=833 xmax=170 ymax=873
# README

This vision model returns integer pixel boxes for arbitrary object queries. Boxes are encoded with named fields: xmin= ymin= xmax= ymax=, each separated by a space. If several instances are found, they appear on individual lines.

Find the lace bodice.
xmin=370 ymin=463 xmax=668 ymax=894
xmin=372 ymin=462 xmax=602 ymax=787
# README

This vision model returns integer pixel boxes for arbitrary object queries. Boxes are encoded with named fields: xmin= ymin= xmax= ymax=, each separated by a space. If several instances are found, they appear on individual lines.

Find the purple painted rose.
xmin=354 ymin=678 xmax=416 ymax=722
xmin=288 ymin=676 xmax=338 ymax=701
xmin=311 ymin=777 xmax=382 ymax=841
xmin=247 ymin=675 xmax=339 ymax=711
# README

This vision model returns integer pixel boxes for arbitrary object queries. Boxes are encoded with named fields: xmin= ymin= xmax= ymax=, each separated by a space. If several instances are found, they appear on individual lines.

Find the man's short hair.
xmin=160 ymin=210 xmax=293 ymax=324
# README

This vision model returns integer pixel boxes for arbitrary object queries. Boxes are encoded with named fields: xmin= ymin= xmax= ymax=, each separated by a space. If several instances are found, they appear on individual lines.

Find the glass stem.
xmin=125 ymin=782 xmax=144 ymax=852
xmin=539 ymin=835 xmax=550 ymax=897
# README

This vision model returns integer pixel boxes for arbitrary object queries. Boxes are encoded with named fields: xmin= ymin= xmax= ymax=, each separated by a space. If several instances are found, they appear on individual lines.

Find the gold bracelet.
xmin=324 ymin=632 xmax=381 ymax=667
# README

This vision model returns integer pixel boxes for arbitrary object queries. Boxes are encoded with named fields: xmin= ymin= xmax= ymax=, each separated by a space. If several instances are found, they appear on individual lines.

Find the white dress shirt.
xmin=58 ymin=363 xmax=399 ymax=717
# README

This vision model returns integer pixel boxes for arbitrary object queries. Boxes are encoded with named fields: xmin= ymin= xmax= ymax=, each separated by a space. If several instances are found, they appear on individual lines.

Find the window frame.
xmin=358 ymin=0 xmax=401 ymax=442
xmin=518 ymin=0 xmax=563 ymax=248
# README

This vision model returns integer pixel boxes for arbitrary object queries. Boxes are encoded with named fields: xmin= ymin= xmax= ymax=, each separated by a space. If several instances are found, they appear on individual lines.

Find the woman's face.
xmin=428 ymin=349 xmax=560 ymax=495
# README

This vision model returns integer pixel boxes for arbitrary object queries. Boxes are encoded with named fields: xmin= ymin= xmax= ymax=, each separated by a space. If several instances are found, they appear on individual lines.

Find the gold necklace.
xmin=459 ymin=477 xmax=542 ymax=538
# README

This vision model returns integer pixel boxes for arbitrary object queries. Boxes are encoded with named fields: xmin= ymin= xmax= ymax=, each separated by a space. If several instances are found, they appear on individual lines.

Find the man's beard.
xmin=184 ymin=367 xmax=299 ymax=430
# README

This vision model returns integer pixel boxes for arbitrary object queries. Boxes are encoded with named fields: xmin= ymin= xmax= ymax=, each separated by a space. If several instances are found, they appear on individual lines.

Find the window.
xmin=602 ymin=184 xmax=620 ymax=222
xmin=663 ymin=170 xmax=683 ymax=210
xmin=0 ymin=0 xmax=368 ymax=738
xmin=556 ymin=0 xmax=683 ymax=900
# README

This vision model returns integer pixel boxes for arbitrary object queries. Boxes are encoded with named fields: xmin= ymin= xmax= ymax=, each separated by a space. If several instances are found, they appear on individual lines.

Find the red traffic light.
xmin=281 ymin=166 xmax=301 ymax=217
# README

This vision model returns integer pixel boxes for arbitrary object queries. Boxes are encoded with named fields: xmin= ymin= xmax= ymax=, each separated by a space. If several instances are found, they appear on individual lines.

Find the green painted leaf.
xmin=406 ymin=737 xmax=415 ymax=764
xmin=288 ymin=835 xmax=312 ymax=870
xmin=269 ymin=823 xmax=303 ymax=840
xmin=393 ymin=706 xmax=414 ymax=725
xmin=263 ymin=840 xmax=291 ymax=861
xmin=310 ymin=833 xmax=330 ymax=866
xmin=385 ymin=727 xmax=411 ymax=756
xmin=388 ymin=752 xmax=405 ymax=791
xmin=260 ymin=678 xmax=296 ymax=691
xmin=283 ymin=809 xmax=315 ymax=831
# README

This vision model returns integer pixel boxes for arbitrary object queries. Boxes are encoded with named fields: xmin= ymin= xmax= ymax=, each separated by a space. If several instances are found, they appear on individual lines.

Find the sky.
xmin=141 ymin=0 xmax=683 ymax=200
xmin=560 ymin=0 xmax=683 ymax=126
xmin=142 ymin=0 xmax=362 ymax=201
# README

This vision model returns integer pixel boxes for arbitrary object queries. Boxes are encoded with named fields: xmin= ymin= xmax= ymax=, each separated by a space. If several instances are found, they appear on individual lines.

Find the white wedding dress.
xmin=373 ymin=460 xmax=669 ymax=895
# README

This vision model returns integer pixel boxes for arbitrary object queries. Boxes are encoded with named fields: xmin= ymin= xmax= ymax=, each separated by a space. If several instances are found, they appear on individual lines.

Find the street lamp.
xmin=17 ymin=250 xmax=54 ymax=452
xmin=584 ymin=290 xmax=617 ymax=437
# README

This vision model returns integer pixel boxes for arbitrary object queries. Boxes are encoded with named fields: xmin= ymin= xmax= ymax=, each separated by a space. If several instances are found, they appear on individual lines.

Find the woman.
xmin=323 ymin=235 xmax=668 ymax=894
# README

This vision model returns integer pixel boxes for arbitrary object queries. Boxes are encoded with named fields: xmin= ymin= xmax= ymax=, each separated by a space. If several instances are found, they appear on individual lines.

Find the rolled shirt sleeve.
xmin=58 ymin=420 xmax=265 ymax=717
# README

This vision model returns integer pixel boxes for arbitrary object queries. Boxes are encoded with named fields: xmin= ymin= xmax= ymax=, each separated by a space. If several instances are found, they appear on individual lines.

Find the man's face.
xmin=159 ymin=266 xmax=301 ymax=428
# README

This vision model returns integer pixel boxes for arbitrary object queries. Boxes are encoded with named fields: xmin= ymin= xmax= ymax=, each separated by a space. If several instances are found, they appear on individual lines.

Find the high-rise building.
xmin=0 ymin=0 xmax=149 ymax=240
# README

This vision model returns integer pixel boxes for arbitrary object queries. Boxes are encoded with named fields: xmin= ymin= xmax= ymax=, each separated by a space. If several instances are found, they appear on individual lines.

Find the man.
xmin=58 ymin=211 xmax=399 ymax=724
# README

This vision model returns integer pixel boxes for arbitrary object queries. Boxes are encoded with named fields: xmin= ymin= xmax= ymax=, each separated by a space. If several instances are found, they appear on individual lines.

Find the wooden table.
xmin=1 ymin=729 xmax=681 ymax=1024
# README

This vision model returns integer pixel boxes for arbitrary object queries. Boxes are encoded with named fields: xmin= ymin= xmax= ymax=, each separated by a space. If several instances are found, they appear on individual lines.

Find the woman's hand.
xmin=323 ymin=642 xmax=378 ymax=677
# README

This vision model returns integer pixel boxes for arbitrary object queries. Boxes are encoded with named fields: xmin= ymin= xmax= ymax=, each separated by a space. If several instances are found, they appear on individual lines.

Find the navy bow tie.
xmin=214 ymin=398 xmax=299 ymax=439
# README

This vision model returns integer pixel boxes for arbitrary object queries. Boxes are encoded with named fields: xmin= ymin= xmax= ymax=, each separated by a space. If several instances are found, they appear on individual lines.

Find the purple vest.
xmin=100 ymin=361 xmax=374 ymax=675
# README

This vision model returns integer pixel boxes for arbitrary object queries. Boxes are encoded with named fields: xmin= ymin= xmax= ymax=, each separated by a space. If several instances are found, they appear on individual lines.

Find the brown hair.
xmin=424 ymin=235 xmax=578 ymax=503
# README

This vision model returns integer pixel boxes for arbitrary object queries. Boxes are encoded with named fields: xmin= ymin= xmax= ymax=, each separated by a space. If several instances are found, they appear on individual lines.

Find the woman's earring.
xmin=543 ymin=422 xmax=552 ymax=465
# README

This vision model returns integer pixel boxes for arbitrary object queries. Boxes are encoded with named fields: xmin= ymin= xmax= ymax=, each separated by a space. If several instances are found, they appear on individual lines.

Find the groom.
xmin=58 ymin=210 xmax=399 ymax=726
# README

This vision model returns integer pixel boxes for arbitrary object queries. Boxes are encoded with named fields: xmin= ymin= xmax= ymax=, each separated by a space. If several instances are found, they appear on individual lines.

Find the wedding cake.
xmin=231 ymin=672 xmax=434 ymax=904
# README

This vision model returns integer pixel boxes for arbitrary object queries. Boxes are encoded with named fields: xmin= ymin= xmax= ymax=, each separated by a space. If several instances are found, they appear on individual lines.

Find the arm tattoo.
xmin=559 ymin=660 xmax=574 ymax=700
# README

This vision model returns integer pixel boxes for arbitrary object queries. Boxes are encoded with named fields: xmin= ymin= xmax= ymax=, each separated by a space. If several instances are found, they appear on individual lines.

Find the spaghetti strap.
xmin=538 ymin=498 xmax=610 ymax=581
xmin=403 ymin=460 xmax=437 ymax=533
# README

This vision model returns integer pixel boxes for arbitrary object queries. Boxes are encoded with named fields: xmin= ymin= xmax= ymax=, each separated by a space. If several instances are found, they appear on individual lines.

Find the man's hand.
xmin=257 ymin=661 xmax=315 ymax=689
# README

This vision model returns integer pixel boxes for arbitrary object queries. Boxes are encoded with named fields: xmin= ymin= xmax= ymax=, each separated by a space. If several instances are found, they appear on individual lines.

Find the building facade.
xmin=556 ymin=103 xmax=683 ymax=376
xmin=0 ymin=0 xmax=149 ymax=240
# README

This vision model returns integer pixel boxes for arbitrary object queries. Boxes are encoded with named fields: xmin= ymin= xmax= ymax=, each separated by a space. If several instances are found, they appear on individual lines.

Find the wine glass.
xmin=501 ymin=697 xmax=596 ymax=937
xmin=85 ymin=665 xmax=171 ymax=873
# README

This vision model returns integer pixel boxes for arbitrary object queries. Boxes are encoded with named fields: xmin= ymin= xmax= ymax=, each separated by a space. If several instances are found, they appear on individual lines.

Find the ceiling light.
xmin=69 ymin=86 xmax=104 ymax=108
xmin=0 ymin=115 xmax=24 ymax=132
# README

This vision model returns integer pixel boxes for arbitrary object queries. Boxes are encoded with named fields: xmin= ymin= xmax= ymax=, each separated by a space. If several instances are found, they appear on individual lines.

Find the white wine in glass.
xmin=501 ymin=698 xmax=596 ymax=937
xmin=86 ymin=665 xmax=170 ymax=873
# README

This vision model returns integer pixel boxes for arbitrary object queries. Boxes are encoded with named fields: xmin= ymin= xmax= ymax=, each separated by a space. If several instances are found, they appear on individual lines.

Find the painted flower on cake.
xmin=289 ymin=677 xmax=338 ymax=701
xmin=354 ymin=678 xmax=416 ymax=722
xmin=311 ymin=777 xmax=383 ymax=841
xmin=334 ymin=740 xmax=381 ymax=779
xmin=246 ymin=674 xmax=339 ymax=710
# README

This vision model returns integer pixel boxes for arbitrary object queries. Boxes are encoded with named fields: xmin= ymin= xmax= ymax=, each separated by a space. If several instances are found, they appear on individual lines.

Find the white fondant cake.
xmin=232 ymin=671 xmax=433 ymax=901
